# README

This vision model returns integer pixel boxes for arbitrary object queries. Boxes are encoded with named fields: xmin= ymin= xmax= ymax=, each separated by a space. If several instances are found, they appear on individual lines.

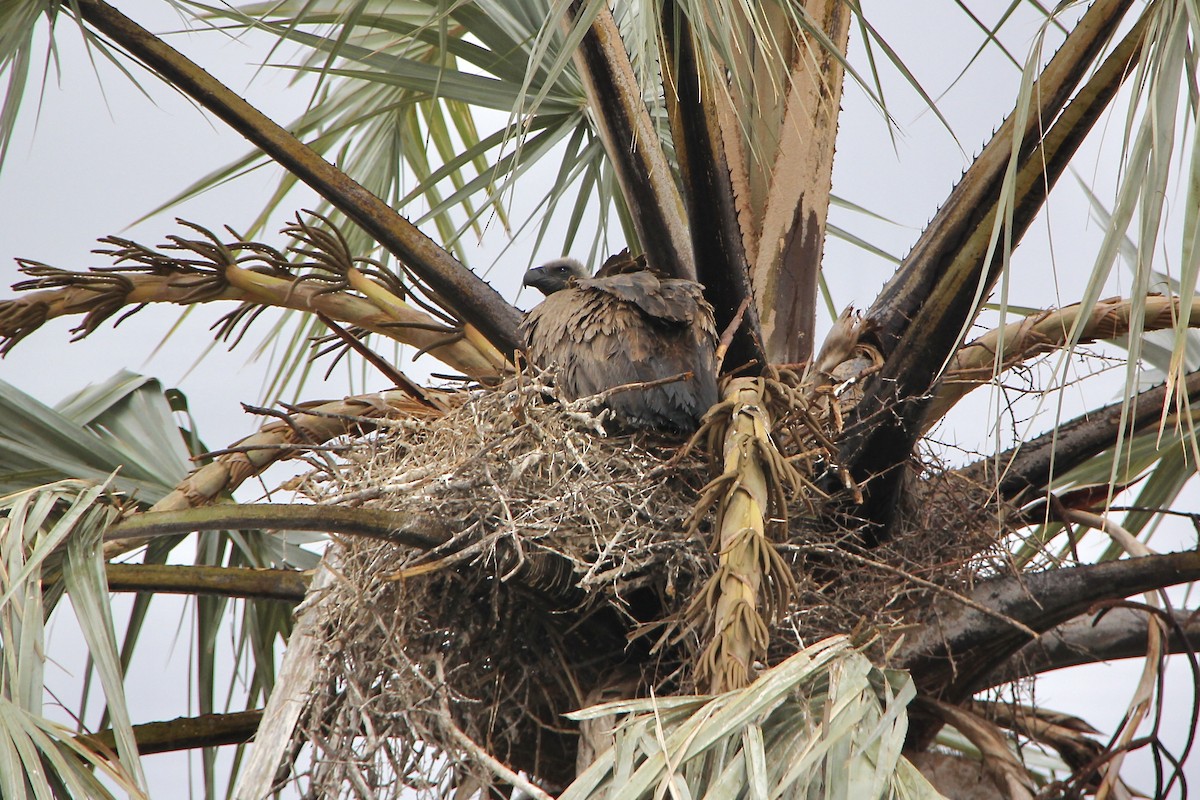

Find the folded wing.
xmin=521 ymin=269 xmax=718 ymax=432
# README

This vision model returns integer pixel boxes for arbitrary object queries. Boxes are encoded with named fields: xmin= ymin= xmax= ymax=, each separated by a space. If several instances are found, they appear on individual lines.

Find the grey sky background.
xmin=0 ymin=1 xmax=1195 ymax=795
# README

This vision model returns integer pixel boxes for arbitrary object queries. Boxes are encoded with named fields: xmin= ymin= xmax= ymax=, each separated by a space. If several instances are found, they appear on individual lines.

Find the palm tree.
xmin=1 ymin=0 xmax=1198 ymax=798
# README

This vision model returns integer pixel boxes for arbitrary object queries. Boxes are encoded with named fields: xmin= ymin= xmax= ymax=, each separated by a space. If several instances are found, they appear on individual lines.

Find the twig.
xmin=195 ymin=442 xmax=354 ymax=459
xmin=316 ymin=311 xmax=441 ymax=408
xmin=566 ymin=372 xmax=694 ymax=411
xmin=796 ymin=544 xmax=1040 ymax=638
xmin=433 ymin=662 xmax=555 ymax=800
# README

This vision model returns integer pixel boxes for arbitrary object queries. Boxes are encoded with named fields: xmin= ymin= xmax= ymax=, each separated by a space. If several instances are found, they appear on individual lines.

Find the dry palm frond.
xmin=0 ymin=480 xmax=148 ymax=799
xmin=928 ymin=294 xmax=1200 ymax=427
xmin=0 ymin=215 xmax=507 ymax=379
xmin=104 ymin=389 xmax=449 ymax=560
xmin=919 ymin=699 xmax=1037 ymax=800
xmin=563 ymin=637 xmax=942 ymax=800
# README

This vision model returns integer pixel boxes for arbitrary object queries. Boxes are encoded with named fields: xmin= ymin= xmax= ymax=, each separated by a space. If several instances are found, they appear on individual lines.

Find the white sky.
xmin=0 ymin=1 xmax=1196 ymax=796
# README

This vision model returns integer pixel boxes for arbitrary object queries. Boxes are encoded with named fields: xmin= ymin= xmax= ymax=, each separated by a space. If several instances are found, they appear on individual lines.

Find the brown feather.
xmin=521 ymin=266 xmax=718 ymax=432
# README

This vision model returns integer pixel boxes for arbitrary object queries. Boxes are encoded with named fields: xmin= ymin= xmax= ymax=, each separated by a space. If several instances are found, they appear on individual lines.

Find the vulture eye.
xmin=555 ymin=265 xmax=570 ymax=272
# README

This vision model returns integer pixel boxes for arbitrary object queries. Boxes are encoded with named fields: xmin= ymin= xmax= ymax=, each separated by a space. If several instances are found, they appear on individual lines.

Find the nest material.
xmin=291 ymin=372 xmax=1011 ymax=799
xmin=296 ymin=377 xmax=714 ymax=795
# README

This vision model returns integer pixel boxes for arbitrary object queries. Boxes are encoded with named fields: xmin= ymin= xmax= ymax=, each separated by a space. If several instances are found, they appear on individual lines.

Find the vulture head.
xmin=522 ymin=258 xmax=588 ymax=296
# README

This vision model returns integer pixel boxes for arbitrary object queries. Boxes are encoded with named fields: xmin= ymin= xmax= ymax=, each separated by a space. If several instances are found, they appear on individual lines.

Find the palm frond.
xmin=563 ymin=637 xmax=942 ymax=800
xmin=0 ymin=372 xmax=189 ymax=499
xmin=168 ymin=0 xmax=589 ymax=250
xmin=0 ymin=479 xmax=147 ymax=799
xmin=0 ymin=1 xmax=53 ymax=175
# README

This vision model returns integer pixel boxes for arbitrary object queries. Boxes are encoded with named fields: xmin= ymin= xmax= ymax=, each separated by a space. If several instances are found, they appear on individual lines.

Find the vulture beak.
xmin=522 ymin=266 xmax=553 ymax=294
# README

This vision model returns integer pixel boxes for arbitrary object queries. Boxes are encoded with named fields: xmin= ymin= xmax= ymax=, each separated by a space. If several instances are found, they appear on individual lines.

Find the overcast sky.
xmin=0 ymin=2 xmax=1195 ymax=795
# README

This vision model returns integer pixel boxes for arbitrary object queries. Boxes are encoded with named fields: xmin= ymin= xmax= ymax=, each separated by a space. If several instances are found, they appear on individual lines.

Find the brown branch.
xmin=837 ymin=0 xmax=1144 ymax=543
xmin=105 ymin=563 xmax=310 ymax=602
xmin=713 ymin=297 xmax=752 ymax=375
xmin=912 ymin=699 xmax=1037 ymax=799
xmin=79 ymin=710 xmax=263 ymax=756
xmin=70 ymin=0 xmax=523 ymax=358
xmin=314 ymin=311 xmax=441 ymax=407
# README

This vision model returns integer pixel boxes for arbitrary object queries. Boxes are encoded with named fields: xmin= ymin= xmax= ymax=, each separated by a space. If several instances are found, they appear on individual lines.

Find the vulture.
xmin=520 ymin=254 xmax=719 ymax=432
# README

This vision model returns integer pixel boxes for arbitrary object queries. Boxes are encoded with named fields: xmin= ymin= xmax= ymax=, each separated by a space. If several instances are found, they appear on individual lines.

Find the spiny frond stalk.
xmin=568 ymin=1 xmax=694 ymax=281
xmin=838 ymin=0 xmax=1146 ymax=541
xmin=70 ymin=0 xmax=525 ymax=357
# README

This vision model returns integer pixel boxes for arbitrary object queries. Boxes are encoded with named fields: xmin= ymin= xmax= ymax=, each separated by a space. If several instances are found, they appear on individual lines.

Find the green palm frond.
xmin=0 ymin=480 xmax=147 ymax=799
xmin=165 ymin=0 xmax=588 ymax=250
xmin=0 ymin=372 xmax=189 ymax=499
xmin=0 ymin=1 xmax=54 ymax=175
xmin=0 ymin=372 xmax=311 ymax=798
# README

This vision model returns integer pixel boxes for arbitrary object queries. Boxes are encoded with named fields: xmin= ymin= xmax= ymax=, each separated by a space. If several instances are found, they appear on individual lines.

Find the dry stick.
xmin=433 ymin=661 xmax=555 ymax=800
xmin=196 ymin=442 xmax=353 ymax=459
xmin=714 ymin=297 xmax=751 ymax=375
xmin=315 ymin=312 xmax=442 ymax=409
xmin=567 ymin=372 xmax=694 ymax=410
xmin=797 ymin=545 xmax=1039 ymax=639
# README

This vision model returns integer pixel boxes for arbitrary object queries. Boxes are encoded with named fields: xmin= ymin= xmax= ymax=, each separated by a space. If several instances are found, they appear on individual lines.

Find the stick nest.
xmin=289 ymin=372 xmax=1010 ymax=799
